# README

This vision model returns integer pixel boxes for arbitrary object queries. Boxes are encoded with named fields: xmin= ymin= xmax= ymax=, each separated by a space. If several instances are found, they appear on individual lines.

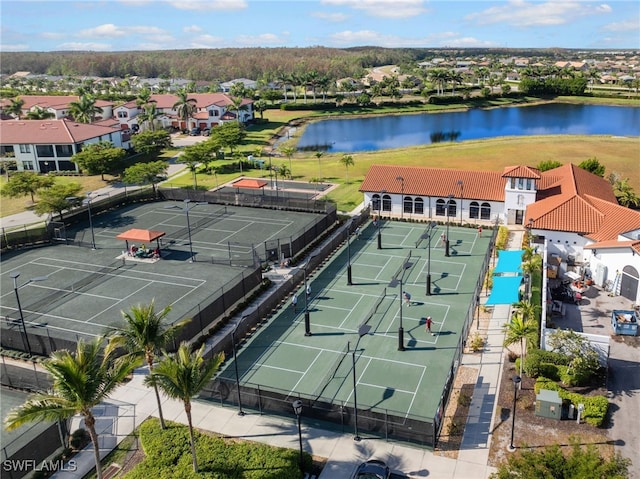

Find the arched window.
xmin=414 ymin=198 xmax=424 ymax=215
xmin=382 ymin=194 xmax=391 ymax=212
xmin=447 ymin=199 xmax=457 ymax=218
xmin=403 ymin=196 xmax=413 ymax=214
xmin=436 ymin=199 xmax=446 ymax=216
xmin=480 ymin=202 xmax=491 ymax=220
xmin=371 ymin=194 xmax=381 ymax=212
xmin=469 ymin=201 xmax=480 ymax=219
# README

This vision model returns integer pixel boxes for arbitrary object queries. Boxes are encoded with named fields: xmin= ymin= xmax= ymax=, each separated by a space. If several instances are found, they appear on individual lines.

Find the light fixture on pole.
xmin=292 ymin=400 xmax=304 ymax=471
xmin=83 ymin=191 xmax=104 ymax=250
xmin=268 ymin=152 xmax=274 ymax=189
xmin=9 ymin=272 xmax=49 ymax=357
xmin=422 ymin=221 xmax=437 ymax=295
xmin=508 ymin=375 xmax=522 ymax=452
xmin=231 ymin=315 xmax=248 ymax=417
xmin=389 ymin=261 xmax=413 ymax=351
xmin=303 ymin=255 xmax=316 ymax=336
xmin=445 ymin=195 xmax=453 ymax=257
xmin=457 ymin=180 xmax=463 ymax=225
xmin=377 ymin=190 xmax=386 ymax=250
xmin=346 ymin=220 xmax=353 ymax=286
xmin=352 ymin=323 xmax=372 ymax=441
xmin=396 ymin=176 xmax=404 ymax=219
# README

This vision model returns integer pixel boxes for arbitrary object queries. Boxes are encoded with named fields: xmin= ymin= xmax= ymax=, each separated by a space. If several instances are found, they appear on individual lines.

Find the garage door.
xmin=620 ymin=265 xmax=639 ymax=302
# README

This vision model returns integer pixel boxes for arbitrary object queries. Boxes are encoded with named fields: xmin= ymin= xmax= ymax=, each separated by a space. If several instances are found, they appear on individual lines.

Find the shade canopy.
xmin=116 ymin=228 xmax=166 ymax=243
xmin=485 ymin=275 xmax=523 ymax=305
xmin=493 ymin=250 xmax=524 ymax=274
xmin=233 ymin=178 xmax=268 ymax=189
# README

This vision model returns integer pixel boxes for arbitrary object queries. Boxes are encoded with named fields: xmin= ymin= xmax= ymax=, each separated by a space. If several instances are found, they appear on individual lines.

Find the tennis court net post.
xmin=312 ymin=341 xmax=351 ymax=403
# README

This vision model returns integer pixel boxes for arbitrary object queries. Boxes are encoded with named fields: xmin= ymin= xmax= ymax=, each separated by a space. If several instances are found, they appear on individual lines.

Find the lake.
xmin=295 ymin=103 xmax=640 ymax=153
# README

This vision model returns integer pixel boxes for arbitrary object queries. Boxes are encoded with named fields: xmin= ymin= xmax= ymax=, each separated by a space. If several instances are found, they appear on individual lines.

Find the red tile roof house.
xmin=0 ymin=95 xmax=114 ymax=121
xmin=360 ymin=163 xmax=640 ymax=303
xmin=0 ymin=119 xmax=130 ymax=173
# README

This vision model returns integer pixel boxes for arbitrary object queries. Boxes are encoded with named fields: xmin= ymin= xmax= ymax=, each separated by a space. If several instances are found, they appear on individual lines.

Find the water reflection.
xmin=295 ymin=104 xmax=640 ymax=153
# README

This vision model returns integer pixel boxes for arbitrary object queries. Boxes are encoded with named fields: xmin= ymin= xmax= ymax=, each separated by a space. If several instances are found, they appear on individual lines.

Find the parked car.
xmin=202 ymin=128 xmax=211 ymax=136
xmin=189 ymin=127 xmax=201 ymax=136
xmin=352 ymin=459 xmax=390 ymax=479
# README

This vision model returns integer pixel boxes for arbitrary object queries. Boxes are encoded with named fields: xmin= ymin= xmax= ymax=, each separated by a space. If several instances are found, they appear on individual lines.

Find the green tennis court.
xmin=217 ymin=219 xmax=493 ymax=425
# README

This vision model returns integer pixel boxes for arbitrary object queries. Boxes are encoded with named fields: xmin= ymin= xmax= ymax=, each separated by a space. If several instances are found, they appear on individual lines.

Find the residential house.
xmin=0 ymin=95 xmax=113 ymax=121
xmin=360 ymin=163 xmax=640 ymax=303
xmin=0 ymin=119 xmax=130 ymax=173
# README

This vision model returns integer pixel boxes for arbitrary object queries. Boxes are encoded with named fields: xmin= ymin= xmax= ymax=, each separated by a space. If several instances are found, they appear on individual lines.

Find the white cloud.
xmin=603 ymin=19 xmax=639 ymax=32
xmin=444 ymin=37 xmax=499 ymax=48
xmin=328 ymin=30 xmax=431 ymax=47
xmin=321 ymin=0 xmax=427 ymax=19
xmin=465 ymin=1 xmax=612 ymax=27
xmin=57 ymin=42 xmax=113 ymax=51
xmin=190 ymin=34 xmax=225 ymax=48
xmin=311 ymin=11 xmax=348 ymax=22
xmin=1 ymin=43 xmax=29 ymax=52
xmin=184 ymin=25 xmax=203 ymax=33
xmin=169 ymin=0 xmax=247 ymax=12
xmin=77 ymin=24 xmax=167 ymax=38
xmin=234 ymin=33 xmax=288 ymax=46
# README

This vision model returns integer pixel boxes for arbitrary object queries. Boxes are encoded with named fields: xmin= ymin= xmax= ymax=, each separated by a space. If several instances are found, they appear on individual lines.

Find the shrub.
xmin=523 ymin=349 xmax=569 ymax=377
xmin=534 ymin=378 xmax=608 ymax=427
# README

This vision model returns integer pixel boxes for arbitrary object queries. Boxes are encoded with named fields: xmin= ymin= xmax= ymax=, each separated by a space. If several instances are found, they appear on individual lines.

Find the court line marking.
xmin=288 ymin=350 xmax=325 ymax=396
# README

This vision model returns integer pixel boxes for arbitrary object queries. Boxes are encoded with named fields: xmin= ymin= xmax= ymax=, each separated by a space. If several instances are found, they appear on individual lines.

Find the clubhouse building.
xmin=360 ymin=163 xmax=640 ymax=304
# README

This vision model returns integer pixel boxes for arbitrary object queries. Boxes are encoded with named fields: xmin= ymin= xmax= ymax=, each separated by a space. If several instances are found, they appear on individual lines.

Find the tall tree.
xmin=4 ymin=338 xmax=137 ymax=479
xmin=122 ymin=160 xmax=169 ymax=197
xmin=211 ymin=121 xmax=246 ymax=155
xmin=130 ymin=130 xmax=172 ymax=158
xmin=279 ymin=144 xmax=296 ymax=179
xmin=25 ymin=106 xmax=55 ymax=120
xmin=613 ymin=178 xmax=640 ymax=208
xmin=0 ymin=171 xmax=55 ymax=203
xmin=173 ymin=89 xmax=197 ymax=131
xmin=72 ymin=141 xmax=126 ymax=180
xmin=69 ymin=95 xmax=103 ymax=123
xmin=578 ymin=157 xmax=605 ymax=177
xmin=147 ymin=343 xmax=224 ymax=473
xmin=108 ymin=301 xmax=190 ymax=430
xmin=503 ymin=314 xmax=538 ymax=381
xmin=340 ymin=154 xmax=354 ymax=183
xmin=5 ymin=97 xmax=25 ymax=118
xmin=33 ymin=182 xmax=82 ymax=220
xmin=138 ymin=103 xmax=161 ymax=132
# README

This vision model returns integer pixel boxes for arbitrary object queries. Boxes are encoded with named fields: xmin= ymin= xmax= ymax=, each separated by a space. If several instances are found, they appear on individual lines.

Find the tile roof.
xmin=0 ymin=95 xmax=113 ymax=112
xmin=502 ymin=165 xmax=541 ymax=179
xmin=149 ymin=93 xmax=251 ymax=110
xmin=360 ymin=165 xmax=505 ymax=202
xmin=0 ymin=119 xmax=121 ymax=144
xmin=526 ymin=163 xmax=640 ymax=240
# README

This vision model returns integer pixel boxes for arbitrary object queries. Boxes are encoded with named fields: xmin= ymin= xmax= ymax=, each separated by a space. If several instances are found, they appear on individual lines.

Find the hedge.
xmin=534 ymin=378 xmax=608 ymax=427
xmin=123 ymin=418 xmax=311 ymax=479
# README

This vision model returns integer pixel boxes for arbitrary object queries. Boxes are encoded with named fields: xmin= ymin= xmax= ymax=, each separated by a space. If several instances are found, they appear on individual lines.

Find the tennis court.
xmin=1 ymin=201 xmax=330 ymax=355
xmin=214 ymin=219 xmax=494 ymax=444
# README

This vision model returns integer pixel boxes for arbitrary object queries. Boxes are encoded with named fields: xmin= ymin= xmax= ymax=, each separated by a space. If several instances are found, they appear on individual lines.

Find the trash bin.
xmin=568 ymin=404 xmax=575 ymax=419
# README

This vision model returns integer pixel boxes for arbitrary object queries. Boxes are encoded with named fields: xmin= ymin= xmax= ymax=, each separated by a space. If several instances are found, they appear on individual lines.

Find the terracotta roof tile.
xmin=502 ymin=165 xmax=541 ymax=179
xmin=360 ymin=165 xmax=505 ymax=201
xmin=0 ymin=119 xmax=121 ymax=144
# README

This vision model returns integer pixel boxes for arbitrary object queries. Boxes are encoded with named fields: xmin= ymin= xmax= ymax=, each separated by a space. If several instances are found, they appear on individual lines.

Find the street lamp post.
xmin=9 ymin=272 xmax=49 ymax=356
xmin=352 ymin=323 xmax=372 ymax=441
xmin=423 ymin=221 xmax=437 ymax=295
xmin=457 ymin=180 xmax=464 ymax=225
xmin=389 ymin=262 xmax=412 ymax=351
xmin=268 ymin=153 xmax=274 ymax=189
xmin=83 ymin=192 xmax=104 ymax=250
xmin=231 ymin=316 xmax=247 ymax=417
xmin=396 ymin=176 xmax=404 ymax=219
xmin=377 ymin=190 xmax=386 ymax=250
xmin=346 ymin=220 xmax=353 ymax=286
xmin=292 ymin=400 xmax=304 ymax=471
xmin=445 ymin=195 xmax=453 ymax=257
xmin=508 ymin=375 xmax=522 ymax=451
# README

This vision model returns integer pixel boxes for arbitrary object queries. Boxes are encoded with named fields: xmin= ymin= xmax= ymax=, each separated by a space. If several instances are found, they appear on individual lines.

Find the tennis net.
xmin=362 ymin=287 xmax=387 ymax=327
xmin=312 ymin=341 xmax=351 ymax=403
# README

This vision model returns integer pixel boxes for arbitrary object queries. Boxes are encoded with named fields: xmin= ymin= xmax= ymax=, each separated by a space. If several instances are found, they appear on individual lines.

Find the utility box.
xmin=535 ymin=389 xmax=562 ymax=420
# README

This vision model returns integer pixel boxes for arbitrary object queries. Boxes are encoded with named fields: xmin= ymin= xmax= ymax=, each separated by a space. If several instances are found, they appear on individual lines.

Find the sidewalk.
xmin=50 ymin=230 xmax=523 ymax=479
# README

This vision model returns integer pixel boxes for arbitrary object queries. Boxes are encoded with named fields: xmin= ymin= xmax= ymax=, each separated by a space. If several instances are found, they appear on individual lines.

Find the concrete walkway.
xmin=47 ymin=230 xmax=524 ymax=479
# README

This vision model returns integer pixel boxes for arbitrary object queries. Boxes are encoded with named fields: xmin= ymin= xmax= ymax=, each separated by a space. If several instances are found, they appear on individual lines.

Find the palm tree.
xmin=614 ymin=178 xmax=640 ymax=207
xmin=107 ymin=301 xmax=190 ymax=430
xmin=315 ymin=151 xmax=324 ymax=182
xmin=5 ymin=97 xmax=24 ymax=118
xmin=69 ymin=95 xmax=103 ymax=123
xmin=503 ymin=313 xmax=537 ymax=381
xmin=173 ymin=89 xmax=197 ymax=131
xmin=25 ymin=106 xmax=55 ymax=120
xmin=229 ymin=96 xmax=246 ymax=123
xmin=138 ymin=103 xmax=160 ymax=132
xmin=147 ymin=343 xmax=224 ymax=473
xmin=5 ymin=338 xmax=136 ymax=479
xmin=340 ymin=154 xmax=354 ymax=183
xmin=279 ymin=144 xmax=296 ymax=179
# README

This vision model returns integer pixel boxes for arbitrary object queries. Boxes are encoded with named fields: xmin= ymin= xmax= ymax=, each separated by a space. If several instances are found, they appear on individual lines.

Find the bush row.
xmin=534 ymin=378 xmax=608 ymax=427
xmin=123 ymin=418 xmax=311 ymax=479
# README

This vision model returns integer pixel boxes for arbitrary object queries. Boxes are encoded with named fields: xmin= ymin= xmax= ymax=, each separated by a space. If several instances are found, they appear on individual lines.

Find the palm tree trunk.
xmin=85 ymin=413 xmax=103 ymax=479
xmin=185 ymin=401 xmax=198 ymax=472
xmin=148 ymin=358 xmax=166 ymax=429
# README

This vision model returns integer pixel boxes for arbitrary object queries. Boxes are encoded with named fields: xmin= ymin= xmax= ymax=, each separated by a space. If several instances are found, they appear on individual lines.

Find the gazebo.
xmin=116 ymin=228 xmax=166 ymax=255
xmin=232 ymin=178 xmax=268 ymax=192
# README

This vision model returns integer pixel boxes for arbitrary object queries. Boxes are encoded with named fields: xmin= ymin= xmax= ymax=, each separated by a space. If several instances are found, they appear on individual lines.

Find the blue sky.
xmin=1 ymin=0 xmax=638 ymax=52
